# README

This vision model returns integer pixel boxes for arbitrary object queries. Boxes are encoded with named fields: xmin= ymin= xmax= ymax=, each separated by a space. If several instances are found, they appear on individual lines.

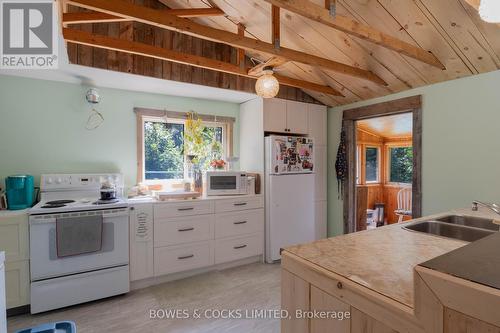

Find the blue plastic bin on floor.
xmin=15 ymin=321 xmax=76 ymax=333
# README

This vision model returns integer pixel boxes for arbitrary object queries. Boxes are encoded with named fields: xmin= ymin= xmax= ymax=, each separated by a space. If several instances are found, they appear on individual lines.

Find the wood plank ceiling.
xmin=62 ymin=0 xmax=500 ymax=106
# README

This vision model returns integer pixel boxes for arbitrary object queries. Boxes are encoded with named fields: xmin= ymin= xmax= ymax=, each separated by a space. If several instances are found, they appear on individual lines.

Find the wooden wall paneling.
xmin=377 ymin=0 xmax=473 ymax=79
xmin=203 ymin=0 xmax=385 ymax=100
xmin=444 ymin=308 xmax=500 ymax=333
xmin=350 ymin=307 xmax=398 ymax=333
xmin=418 ymin=0 xmax=500 ymax=72
xmin=356 ymin=185 xmax=368 ymax=231
xmin=162 ymin=29 xmax=173 ymax=80
xmin=310 ymin=286 xmax=351 ymax=333
xmin=459 ymin=0 xmax=500 ymax=61
xmin=118 ymin=0 xmax=134 ymax=74
xmin=414 ymin=268 xmax=444 ymax=333
xmin=66 ymin=0 xmax=324 ymax=104
xmin=333 ymin=1 xmax=430 ymax=89
xmin=152 ymin=26 xmax=164 ymax=78
xmin=106 ymin=22 xmax=120 ymax=71
xmin=337 ymin=0 xmax=450 ymax=88
xmin=142 ymin=20 xmax=155 ymax=77
xmin=281 ymin=269 xmax=310 ymax=333
xmin=412 ymin=105 xmax=422 ymax=219
xmin=180 ymin=34 xmax=193 ymax=83
xmin=343 ymin=119 xmax=356 ymax=234
xmin=77 ymin=21 xmax=93 ymax=66
xmin=66 ymin=6 xmax=79 ymax=63
xmin=191 ymin=37 xmax=204 ymax=84
xmin=169 ymin=31 xmax=182 ymax=82
xmin=272 ymin=1 xmax=422 ymax=93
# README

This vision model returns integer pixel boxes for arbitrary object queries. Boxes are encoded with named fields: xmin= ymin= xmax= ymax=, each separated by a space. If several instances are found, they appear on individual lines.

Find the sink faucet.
xmin=472 ymin=201 xmax=500 ymax=215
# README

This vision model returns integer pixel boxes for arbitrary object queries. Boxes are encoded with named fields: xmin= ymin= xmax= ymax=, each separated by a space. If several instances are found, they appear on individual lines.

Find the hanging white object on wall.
xmin=85 ymin=88 xmax=104 ymax=130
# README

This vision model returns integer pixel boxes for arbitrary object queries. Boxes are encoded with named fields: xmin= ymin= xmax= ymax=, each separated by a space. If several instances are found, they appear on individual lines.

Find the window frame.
xmin=364 ymin=145 xmax=381 ymax=184
xmin=385 ymin=142 xmax=413 ymax=186
xmin=135 ymin=108 xmax=235 ymax=186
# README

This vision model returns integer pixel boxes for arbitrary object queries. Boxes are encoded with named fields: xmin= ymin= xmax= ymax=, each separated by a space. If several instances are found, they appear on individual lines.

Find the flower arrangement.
xmin=184 ymin=111 xmax=203 ymax=158
xmin=210 ymin=159 xmax=226 ymax=170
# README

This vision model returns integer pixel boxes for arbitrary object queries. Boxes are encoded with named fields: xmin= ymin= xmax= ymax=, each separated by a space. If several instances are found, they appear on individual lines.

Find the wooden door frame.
xmin=342 ymin=95 xmax=422 ymax=233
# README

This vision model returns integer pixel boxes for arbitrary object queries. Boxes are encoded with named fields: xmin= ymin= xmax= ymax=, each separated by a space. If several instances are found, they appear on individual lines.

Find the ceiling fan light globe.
xmin=479 ymin=0 xmax=500 ymax=23
xmin=255 ymin=73 xmax=279 ymax=99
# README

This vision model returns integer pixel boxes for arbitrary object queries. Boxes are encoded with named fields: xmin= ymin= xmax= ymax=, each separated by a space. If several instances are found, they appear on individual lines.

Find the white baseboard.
xmin=131 ymin=255 xmax=263 ymax=291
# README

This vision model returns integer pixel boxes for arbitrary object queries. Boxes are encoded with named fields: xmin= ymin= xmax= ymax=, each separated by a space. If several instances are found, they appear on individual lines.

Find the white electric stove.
xmin=28 ymin=173 xmax=130 ymax=314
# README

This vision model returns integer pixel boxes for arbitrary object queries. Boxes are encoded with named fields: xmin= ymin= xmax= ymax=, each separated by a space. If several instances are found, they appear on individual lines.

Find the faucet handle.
xmin=472 ymin=201 xmax=478 ymax=211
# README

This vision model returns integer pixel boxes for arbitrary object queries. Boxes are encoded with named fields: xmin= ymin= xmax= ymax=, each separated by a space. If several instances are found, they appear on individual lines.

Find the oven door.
xmin=29 ymin=208 xmax=129 ymax=281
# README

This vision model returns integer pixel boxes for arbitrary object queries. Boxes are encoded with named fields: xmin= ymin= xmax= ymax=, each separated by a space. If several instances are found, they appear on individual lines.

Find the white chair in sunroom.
xmin=395 ymin=187 xmax=412 ymax=223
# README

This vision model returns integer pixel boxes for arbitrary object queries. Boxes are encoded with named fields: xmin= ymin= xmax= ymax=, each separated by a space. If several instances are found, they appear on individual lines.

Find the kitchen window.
xmin=135 ymin=108 xmax=234 ymax=184
xmin=388 ymin=146 xmax=413 ymax=184
xmin=365 ymin=147 xmax=380 ymax=183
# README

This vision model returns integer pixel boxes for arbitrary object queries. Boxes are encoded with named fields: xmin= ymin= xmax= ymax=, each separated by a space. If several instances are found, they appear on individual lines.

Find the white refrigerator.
xmin=265 ymin=136 xmax=316 ymax=263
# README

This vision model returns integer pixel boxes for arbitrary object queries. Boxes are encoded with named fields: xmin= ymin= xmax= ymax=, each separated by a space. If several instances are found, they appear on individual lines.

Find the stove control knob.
xmin=56 ymin=177 xmax=62 ymax=184
xmin=46 ymin=177 xmax=53 ymax=185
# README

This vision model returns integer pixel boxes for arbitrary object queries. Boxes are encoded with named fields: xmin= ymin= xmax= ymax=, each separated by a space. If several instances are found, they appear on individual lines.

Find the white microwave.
xmin=206 ymin=171 xmax=248 ymax=196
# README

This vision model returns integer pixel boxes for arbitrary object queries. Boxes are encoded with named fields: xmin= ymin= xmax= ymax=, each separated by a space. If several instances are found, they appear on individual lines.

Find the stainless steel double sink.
xmin=403 ymin=215 xmax=499 ymax=242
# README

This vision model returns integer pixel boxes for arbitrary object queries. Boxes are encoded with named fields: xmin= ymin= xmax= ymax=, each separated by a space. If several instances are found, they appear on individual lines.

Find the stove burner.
xmin=46 ymin=200 xmax=75 ymax=205
xmin=41 ymin=204 xmax=66 ymax=208
xmin=93 ymin=199 xmax=119 ymax=205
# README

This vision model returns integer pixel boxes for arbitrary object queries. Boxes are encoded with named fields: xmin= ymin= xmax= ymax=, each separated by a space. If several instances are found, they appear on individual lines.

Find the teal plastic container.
xmin=5 ymin=175 xmax=35 ymax=210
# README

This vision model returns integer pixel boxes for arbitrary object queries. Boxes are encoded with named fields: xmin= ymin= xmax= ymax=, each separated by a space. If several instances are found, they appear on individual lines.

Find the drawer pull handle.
xmin=234 ymin=202 xmax=247 ymax=206
xmin=178 ymin=254 xmax=194 ymax=260
xmin=233 ymin=221 xmax=247 ymax=225
xmin=178 ymin=227 xmax=195 ymax=232
xmin=233 ymin=244 xmax=247 ymax=249
xmin=178 ymin=207 xmax=194 ymax=211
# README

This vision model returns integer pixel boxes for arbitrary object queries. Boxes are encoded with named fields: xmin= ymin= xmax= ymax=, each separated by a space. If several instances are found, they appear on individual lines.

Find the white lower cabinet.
xmin=154 ymin=215 xmax=215 ymax=247
xmin=214 ymin=233 xmax=263 ymax=265
xmin=0 ymin=252 xmax=5 ymax=333
xmin=129 ymin=203 xmax=154 ymax=281
xmin=5 ymin=260 xmax=29 ymax=308
xmin=0 ymin=211 xmax=30 ymax=309
xmin=154 ymin=241 xmax=214 ymax=276
xmin=134 ymin=196 xmax=265 ymax=282
xmin=215 ymin=209 xmax=264 ymax=239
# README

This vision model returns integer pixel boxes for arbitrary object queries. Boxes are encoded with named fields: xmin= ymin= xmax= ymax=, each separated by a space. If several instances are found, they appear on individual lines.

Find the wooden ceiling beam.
xmin=272 ymin=5 xmax=280 ymax=49
xmin=236 ymin=23 xmax=246 ymax=69
xmin=66 ymin=0 xmax=387 ymax=86
xmin=63 ymin=8 xmax=226 ymax=24
xmin=264 ymin=0 xmax=446 ymax=70
xmin=62 ymin=28 xmax=344 ymax=97
xmin=248 ymin=56 xmax=288 ymax=76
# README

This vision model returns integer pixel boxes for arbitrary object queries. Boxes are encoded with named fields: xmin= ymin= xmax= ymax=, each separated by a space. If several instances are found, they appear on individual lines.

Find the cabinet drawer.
xmin=215 ymin=196 xmax=264 ymax=213
xmin=5 ymin=260 xmax=29 ymax=309
xmin=154 ymin=241 xmax=214 ymax=276
xmin=214 ymin=233 xmax=263 ymax=264
xmin=154 ymin=200 xmax=214 ymax=219
xmin=215 ymin=209 xmax=264 ymax=239
xmin=154 ymin=215 xmax=215 ymax=247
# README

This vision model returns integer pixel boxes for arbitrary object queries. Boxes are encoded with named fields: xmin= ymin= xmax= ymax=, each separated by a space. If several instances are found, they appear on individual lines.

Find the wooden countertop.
xmin=283 ymin=207 xmax=500 ymax=308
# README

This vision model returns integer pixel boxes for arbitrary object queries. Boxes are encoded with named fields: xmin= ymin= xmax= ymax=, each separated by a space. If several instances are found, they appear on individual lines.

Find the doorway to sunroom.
xmin=355 ymin=112 xmax=413 ymax=230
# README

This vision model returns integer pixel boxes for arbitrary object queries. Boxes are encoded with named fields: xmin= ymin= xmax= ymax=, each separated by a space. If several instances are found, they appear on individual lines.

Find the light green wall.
xmin=327 ymin=70 xmax=500 ymax=236
xmin=0 ymin=74 xmax=240 ymax=188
